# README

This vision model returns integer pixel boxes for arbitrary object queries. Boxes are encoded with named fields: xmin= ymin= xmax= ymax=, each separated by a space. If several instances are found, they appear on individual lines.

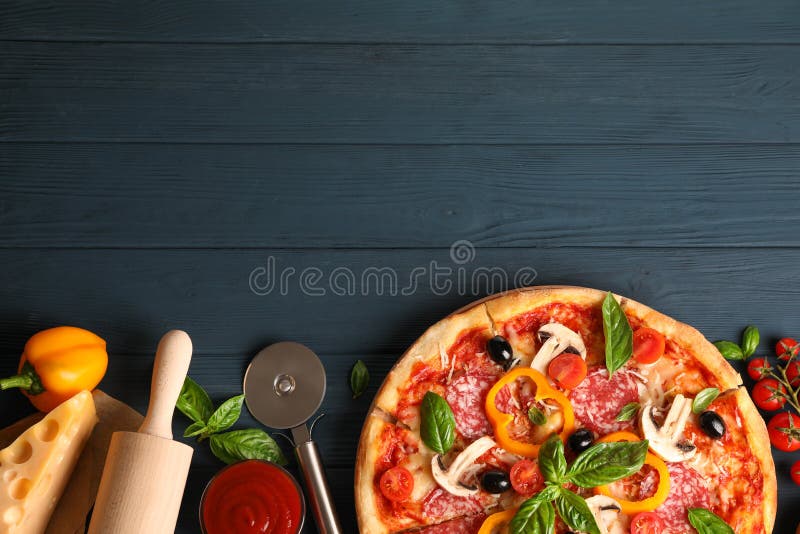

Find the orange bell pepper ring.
xmin=594 ymin=431 xmax=671 ymax=514
xmin=478 ymin=508 xmax=517 ymax=534
xmin=0 ymin=326 xmax=108 ymax=412
xmin=484 ymin=367 xmax=575 ymax=457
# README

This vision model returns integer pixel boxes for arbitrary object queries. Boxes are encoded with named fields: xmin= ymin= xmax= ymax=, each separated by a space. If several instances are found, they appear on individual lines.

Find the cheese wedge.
xmin=0 ymin=390 xmax=97 ymax=534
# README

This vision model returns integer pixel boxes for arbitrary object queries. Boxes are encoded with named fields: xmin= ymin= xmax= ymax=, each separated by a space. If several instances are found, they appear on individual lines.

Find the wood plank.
xmin=1 ymin=0 xmax=798 ymax=44
xmin=1 ymin=248 xmax=799 ymax=357
xmin=2 ymin=43 xmax=799 ymax=143
xmin=2 ymin=144 xmax=800 ymax=248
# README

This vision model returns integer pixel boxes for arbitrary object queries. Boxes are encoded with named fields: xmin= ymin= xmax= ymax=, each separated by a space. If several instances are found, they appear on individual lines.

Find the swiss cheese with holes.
xmin=0 ymin=390 xmax=97 ymax=534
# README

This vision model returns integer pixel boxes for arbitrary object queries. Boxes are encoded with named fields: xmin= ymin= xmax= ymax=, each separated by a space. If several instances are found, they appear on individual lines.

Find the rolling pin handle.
xmin=138 ymin=330 xmax=193 ymax=439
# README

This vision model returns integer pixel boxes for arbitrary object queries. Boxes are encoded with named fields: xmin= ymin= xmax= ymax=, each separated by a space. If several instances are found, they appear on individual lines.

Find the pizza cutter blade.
xmin=243 ymin=342 xmax=343 ymax=534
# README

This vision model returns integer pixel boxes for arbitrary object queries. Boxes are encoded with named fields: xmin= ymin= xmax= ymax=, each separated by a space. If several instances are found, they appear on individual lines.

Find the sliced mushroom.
xmin=430 ymin=436 xmax=496 ymax=497
xmin=640 ymin=393 xmax=696 ymax=463
xmin=585 ymin=495 xmax=625 ymax=534
xmin=530 ymin=323 xmax=587 ymax=375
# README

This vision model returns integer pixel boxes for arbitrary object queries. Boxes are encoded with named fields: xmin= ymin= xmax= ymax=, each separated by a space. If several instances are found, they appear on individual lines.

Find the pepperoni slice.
xmin=568 ymin=366 xmax=640 ymax=434
xmin=445 ymin=373 xmax=495 ymax=439
xmin=422 ymin=488 xmax=484 ymax=520
xmin=654 ymin=463 xmax=711 ymax=533
xmin=417 ymin=514 xmax=487 ymax=534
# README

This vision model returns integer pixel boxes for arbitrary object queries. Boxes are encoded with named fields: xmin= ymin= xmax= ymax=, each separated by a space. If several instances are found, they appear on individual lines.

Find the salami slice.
xmin=422 ymin=488 xmax=484 ymax=520
xmin=445 ymin=373 xmax=495 ymax=439
xmin=568 ymin=366 xmax=639 ymax=435
xmin=417 ymin=514 xmax=486 ymax=534
xmin=654 ymin=463 xmax=711 ymax=533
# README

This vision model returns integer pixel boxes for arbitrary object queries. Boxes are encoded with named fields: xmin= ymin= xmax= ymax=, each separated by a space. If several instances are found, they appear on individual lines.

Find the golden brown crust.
xmin=731 ymin=387 xmax=777 ymax=532
xmin=354 ymin=414 xmax=391 ymax=534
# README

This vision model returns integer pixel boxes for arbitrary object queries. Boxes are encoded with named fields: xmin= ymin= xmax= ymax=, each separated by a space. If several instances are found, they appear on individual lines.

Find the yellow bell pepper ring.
xmin=594 ymin=432 xmax=671 ymax=514
xmin=478 ymin=508 xmax=517 ymax=534
xmin=485 ymin=367 xmax=575 ymax=457
xmin=0 ymin=326 xmax=108 ymax=412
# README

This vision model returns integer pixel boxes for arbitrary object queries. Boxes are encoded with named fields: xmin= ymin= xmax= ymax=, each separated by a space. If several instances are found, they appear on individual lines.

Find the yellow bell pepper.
xmin=594 ymin=431 xmax=670 ymax=514
xmin=0 ymin=326 xmax=108 ymax=412
xmin=478 ymin=508 xmax=517 ymax=534
xmin=484 ymin=367 xmax=575 ymax=457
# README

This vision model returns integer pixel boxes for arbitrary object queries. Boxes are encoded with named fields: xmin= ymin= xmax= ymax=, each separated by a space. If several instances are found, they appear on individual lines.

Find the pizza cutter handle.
xmin=295 ymin=439 xmax=343 ymax=534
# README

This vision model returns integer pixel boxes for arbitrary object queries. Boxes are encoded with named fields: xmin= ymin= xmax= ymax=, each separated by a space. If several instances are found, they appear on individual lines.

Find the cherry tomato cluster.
xmin=745 ymin=336 xmax=800 ymax=486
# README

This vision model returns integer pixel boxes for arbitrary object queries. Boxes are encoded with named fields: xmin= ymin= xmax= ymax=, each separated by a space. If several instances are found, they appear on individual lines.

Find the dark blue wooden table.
xmin=2 ymin=2 xmax=800 ymax=532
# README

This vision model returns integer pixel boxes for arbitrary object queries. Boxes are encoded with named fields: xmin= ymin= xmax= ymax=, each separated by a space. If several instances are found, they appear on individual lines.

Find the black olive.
xmin=480 ymin=470 xmax=511 ymax=494
xmin=568 ymin=428 xmax=594 ymax=453
xmin=699 ymin=410 xmax=726 ymax=439
xmin=487 ymin=335 xmax=517 ymax=370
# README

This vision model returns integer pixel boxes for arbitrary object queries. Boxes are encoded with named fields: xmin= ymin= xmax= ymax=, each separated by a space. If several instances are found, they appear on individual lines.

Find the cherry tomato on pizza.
xmin=547 ymin=353 xmax=588 ymax=389
xmin=767 ymin=412 xmax=800 ymax=452
xmin=752 ymin=378 xmax=787 ymax=411
xmin=747 ymin=357 xmax=772 ymax=381
xmin=786 ymin=361 xmax=800 ymax=388
xmin=776 ymin=337 xmax=799 ymax=361
xmin=379 ymin=466 xmax=414 ymax=502
xmin=509 ymin=459 xmax=544 ymax=497
xmin=632 ymin=327 xmax=666 ymax=365
xmin=630 ymin=512 xmax=666 ymax=534
xmin=791 ymin=460 xmax=800 ymax=486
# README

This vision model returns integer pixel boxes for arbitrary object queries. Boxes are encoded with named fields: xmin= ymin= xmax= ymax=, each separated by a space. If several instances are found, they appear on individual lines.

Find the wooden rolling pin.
xmin=88 ymin=330 xmax=194 ymax=534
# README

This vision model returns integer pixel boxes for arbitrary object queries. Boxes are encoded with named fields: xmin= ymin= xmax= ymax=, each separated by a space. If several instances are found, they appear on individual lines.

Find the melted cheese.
xmin=0 ymin=391 xmax=97 ymax=534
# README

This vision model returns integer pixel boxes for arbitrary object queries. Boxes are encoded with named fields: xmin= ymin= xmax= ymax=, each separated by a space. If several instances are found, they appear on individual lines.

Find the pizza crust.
xmin=730 ymin=386 xmax=778 ymax=532
xmin=354 ymin=414 xmax=392 ymax=534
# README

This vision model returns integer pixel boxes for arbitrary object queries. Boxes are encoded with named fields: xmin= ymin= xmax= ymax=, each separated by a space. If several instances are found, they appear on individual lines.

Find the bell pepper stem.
xmin=0 ymin=374 xmax=34 ymax=391
xmin=0 ymin=362 xmax=44 ymax=395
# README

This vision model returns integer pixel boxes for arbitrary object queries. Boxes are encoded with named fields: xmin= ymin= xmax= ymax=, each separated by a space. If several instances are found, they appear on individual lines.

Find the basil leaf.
xmin=566 ymin=440 xmax=648 ymax=487
xmin=510 ymin=495 xmax=555 ymax=534
xmin=602 ymin=292 xmax=633 ymax=376
xmin=538 ymin=434 xmax=567 ymax=484
xmin=206 ymin=394 xmax=244 ymax=434
xmin=553 ymin=488 xmax=600 ymax=534
xmin=209 ymin=429 xmax=287 ymax=466
xmin=615 ymin=402 xmax=640 ymax=422
xmin=183 ymin=421 xmax=207 ymax=438
xmin=688 ymin=508 xmax=734 ymax=534
xmin=350 ymin=360 xmax=370 ymax=399
xmin=692 ymin=388 xmax=720 ymax=414
xmin=528 ymin=405 xmax=548 ymax=426
xmin=420 ymin=391 xmax=456 ymax=454
xmin=741 ymin=325 xmax=760 ymax=358
xmin=176 ymin=377 xmax=214 ymax=425
xmin=713 ymin=340 xmax=744 ymax=361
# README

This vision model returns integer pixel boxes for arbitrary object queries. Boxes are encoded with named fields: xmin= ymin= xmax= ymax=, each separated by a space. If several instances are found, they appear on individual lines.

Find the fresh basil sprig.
xmin=350 ymin=360 xmax=370 ymax=399
xmin=420 ymin=391 xmax=456 ymax=454
xmin=602 ymin=291 xmax=633 ymax=377
xmin=615 ymin=402 xmax=640 ymax=422
xmin=692 ymin=388 xmax=720 ymax=414
xmin=210 ymin=428 xmax=287 ymax=466
xmin=688 ymin=508 xmax=734 ymax=534
xmin=714 ymin=325 xmax=759 ymax=361
xmin=175 ymin=377 xmax=286 ymax=465
xmin=510 ymin=434 xmax=648 ymax=534
xmin=176 ymin=377 xmax=214 ymax=425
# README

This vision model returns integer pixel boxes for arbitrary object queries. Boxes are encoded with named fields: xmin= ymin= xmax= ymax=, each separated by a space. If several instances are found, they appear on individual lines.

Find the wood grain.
xmin=0 ymin=0 xmax=798 ymax=44
xmin=2 ymin=43 xmax=799 ymax=143
xmin=1 ymin=144 xmax=800 ymax=248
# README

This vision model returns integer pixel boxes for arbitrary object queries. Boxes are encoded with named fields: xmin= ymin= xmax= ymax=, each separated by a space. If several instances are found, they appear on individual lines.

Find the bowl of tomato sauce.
xmin=200 ymin=460 xmax=305 ymax=534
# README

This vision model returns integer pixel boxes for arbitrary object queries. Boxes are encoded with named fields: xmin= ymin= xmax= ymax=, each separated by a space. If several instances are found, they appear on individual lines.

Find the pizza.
xmin=355 ymin=286 xmax=777 ymax=534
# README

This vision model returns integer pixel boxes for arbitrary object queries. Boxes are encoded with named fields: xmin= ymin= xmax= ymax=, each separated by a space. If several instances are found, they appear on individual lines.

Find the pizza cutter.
xmin=243 ymin=341 xmax=343 ymax=534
